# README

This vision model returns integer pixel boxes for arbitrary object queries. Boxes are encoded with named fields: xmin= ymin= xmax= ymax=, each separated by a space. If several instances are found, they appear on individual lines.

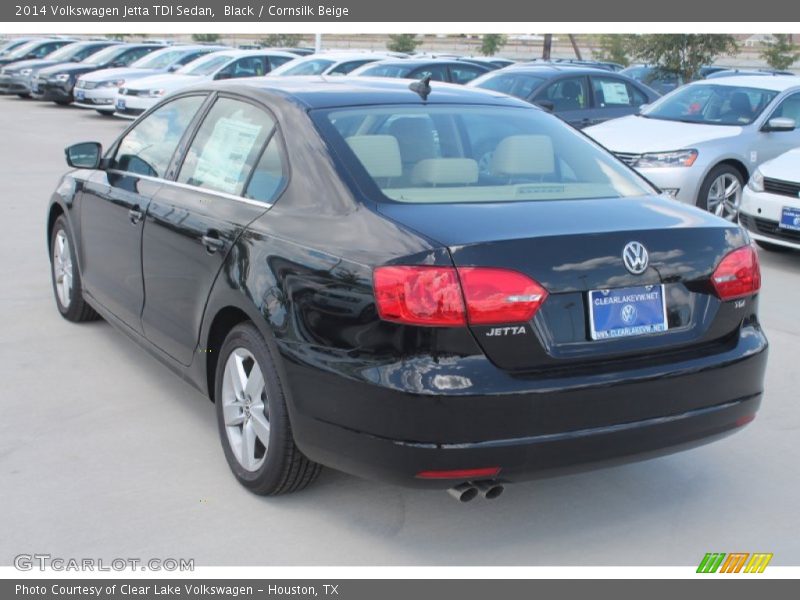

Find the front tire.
xmin=96 ymin=110 xmax=114 ymax=117
xmin=50 ymin=215 xmax=99 ymax=322
xmin=215 ymin=322 xmax=321 ymax=495
xmin=697 ymin=164 xmax=743 ymax=221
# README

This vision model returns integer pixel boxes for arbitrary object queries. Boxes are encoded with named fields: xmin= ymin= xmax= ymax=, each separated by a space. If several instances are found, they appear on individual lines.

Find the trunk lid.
xmin=378 ymin=196 xmax=751 ymax=371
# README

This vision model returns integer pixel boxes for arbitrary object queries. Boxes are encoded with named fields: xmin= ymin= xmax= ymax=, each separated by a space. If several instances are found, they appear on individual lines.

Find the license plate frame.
xmin=588 ymin=284 xmax=668 ymax=341
xmin=779 ymin=206 xmax=800 ymax=232
xmin=74 ymin=89 xmax=85 ymax=101
xmin=116 ymin=98 xmax=126 ymax=111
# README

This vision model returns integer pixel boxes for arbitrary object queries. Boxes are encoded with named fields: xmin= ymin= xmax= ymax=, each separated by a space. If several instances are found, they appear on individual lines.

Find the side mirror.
xmin=168 ymin=64 xmax=181 ymax=72
xmin=762 ymin=117 xmax=796 ymax=132
xmin=637 ymin=103 xmax=650 ymax=114
xmin=535 ymin=100 xmax=555 ymax=113
xmin=65 ymin=142 xmax=102 ymax=169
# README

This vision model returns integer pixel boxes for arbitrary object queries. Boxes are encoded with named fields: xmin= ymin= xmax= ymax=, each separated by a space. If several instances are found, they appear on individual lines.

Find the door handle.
xmin=201 ymin=233 xmax=225 ymax=253
xmin=128 ymin=207 xmax=144 ymax=224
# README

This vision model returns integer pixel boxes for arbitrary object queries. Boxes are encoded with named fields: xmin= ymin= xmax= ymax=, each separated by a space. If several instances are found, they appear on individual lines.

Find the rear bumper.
xmin=283 ymin=323 xmax=768 ymax=487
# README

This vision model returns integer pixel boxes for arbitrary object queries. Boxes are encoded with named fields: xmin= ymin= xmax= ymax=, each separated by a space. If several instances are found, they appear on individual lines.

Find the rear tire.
xmin=95 ymin=110 xmax=114 ymax=117
xmin=215 ymin=322 xmax=321 ymax=495
xmin=696 ymin=164 xmax=743 ymax=221
xmin=54 ymin=100 xmax=71 ymax=106
xmin=17 ymin=93 xmax=30 ymax=99
xmin=755 ymin=240 xmax=793 ymax=253
xmin=50 ymin=215 xmax=99 ymax=322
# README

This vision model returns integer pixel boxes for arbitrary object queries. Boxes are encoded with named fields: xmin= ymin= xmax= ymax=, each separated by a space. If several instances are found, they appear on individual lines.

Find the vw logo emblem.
xmin=622 ymin=241 xmax=649 ymax=275
xmin=621 ymin=304 xmax=637 ymax=324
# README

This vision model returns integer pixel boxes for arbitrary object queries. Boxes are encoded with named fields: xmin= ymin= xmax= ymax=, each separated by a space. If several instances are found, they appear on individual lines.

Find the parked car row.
xmin=4 ymin=38 xmax=800 ymax=244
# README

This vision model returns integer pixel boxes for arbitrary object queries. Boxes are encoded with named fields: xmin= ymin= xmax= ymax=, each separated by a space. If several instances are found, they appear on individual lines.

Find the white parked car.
xmin=586 ymin=76 xmax=800 ymax=220
xmin=740 ymin=147 xmax=800 ymax=252
xmin=267 ymin=52 xmax=398 ymax=77
xmin=113 ymin=49 xmax=297 ymax=118
xmin=74 ymin=45 xmax=227 ymax=115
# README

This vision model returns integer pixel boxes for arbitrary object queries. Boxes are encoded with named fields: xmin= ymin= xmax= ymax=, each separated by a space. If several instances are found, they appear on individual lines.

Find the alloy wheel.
xmin=706 ymin=173 xmax=742 ymax=221
xmin=221 ymin=348 xmax=270 ymax=472
xmin=53 ymin=229 xmax=73 ymax=309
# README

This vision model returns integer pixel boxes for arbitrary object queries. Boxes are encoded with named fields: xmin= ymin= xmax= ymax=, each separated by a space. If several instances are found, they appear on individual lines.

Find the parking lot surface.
xmin=1 ymin=95 xmax=798 ymax=566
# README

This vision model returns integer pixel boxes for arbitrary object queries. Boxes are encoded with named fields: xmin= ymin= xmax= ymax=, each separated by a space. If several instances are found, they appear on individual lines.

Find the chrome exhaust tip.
xmin=447 ymin=483 xmax=479 ymax=503
xmin=474 ymin=480 xmax=505 ymax=500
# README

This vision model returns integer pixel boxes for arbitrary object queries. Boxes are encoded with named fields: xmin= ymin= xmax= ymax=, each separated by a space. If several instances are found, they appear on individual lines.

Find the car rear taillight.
xmin=711 ymin=245 xmax=761 ymax=300
xmin=373 ymin=266 xmax=547 ymax=327
xmin=458 ymin=267 xmax=548 ymax=325
xmin=373 ymin=266 xmax=467 ymax=326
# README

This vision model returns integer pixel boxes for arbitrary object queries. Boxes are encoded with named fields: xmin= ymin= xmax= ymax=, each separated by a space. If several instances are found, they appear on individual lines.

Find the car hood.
xmin=126 ymin=73 xmax=202 ymax=91
xmin=1 ymin=58 xmax=58 ymax=72
xmin=585 ymin=115 xmax=743 ymax=153
xmin=38 ymin=62 xmax=99 ymax=77
xmin=759 ymin=147 xmax=800 ymax=182
xmin=80 ymin=66 xmax=160 ymax=82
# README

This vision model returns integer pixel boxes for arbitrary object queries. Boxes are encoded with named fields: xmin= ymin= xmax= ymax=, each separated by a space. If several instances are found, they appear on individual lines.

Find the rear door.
xmin=140 ymin=94 xmax=288 ymax=365
xmin=78 ymin=94 xmax=207 ymax=330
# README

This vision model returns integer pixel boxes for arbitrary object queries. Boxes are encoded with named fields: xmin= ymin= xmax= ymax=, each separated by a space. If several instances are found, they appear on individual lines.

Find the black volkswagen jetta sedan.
xmin=47 ymin=77 xmax=767 ymax=500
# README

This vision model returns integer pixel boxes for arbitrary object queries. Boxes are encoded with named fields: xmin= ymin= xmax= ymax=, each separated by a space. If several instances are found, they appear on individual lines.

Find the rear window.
xmin=314 ymin=104 xmax=654 ymax=204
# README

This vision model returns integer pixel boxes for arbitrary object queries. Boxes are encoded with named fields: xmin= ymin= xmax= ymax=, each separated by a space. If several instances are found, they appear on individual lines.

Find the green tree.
xmin=259 ymin=34 xmax=304 ymax=48
xmin=191 ymin=34 xmax=222 ymax=43
xmin=387 ymin=34 xmax=422 ymax=54
xmin=627 ymin=34 xmax=738 ymax=80
xmin=480 ymin=34 xmax=507 ymax=57
xmin=761 ymin=34 xmax=799 ymax=70
xmin=591 ymin=34 xmax=632 ymax=67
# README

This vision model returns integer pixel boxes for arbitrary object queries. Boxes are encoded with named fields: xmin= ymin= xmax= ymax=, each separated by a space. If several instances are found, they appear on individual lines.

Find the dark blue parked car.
xmin=468 ymin=65 xmax=660 ymax=128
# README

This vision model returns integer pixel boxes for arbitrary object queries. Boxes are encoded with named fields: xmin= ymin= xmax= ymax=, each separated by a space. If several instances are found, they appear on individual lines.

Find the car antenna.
xmin=409 ymin=75 xmax=432 ymax=101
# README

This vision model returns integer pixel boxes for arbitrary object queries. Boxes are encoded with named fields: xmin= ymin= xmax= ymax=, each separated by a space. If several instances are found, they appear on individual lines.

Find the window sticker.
xmin=601 ymin=81 xmax=631 ymax=105
xmin=193 ymin=117 xmax=263 ymax=194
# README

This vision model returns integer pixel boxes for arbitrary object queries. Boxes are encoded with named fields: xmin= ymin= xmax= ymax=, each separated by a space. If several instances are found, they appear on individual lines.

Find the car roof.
xmin=497 ymin=64 xmax=626 ymax=76
xmin=207 ymin=49 xmax=298 ymax=59
xmin=204 ymin=75 xmax=534 ymax=109
xmin=688 ymin=75 xmax=800 ymax=92
xmin=366 ymin=58 xmax=481 ymax=67
xmin=293 ymin=52 xmax=392 ymax=62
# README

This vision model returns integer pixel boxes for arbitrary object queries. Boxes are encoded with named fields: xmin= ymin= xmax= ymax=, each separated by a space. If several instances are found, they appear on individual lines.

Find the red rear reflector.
xmin=458 ymin=267 xmax=548 ymax=325
xmin=373 ymin=266 xmax=466 ymax=326
xmin=416 ymin=467 xmax=501 ymax=480
xmin=711 ymin=245 xmax=761 ymax=301
xmin=373 ymin=266 xmax=548 ymax=327
xmin=736 ymin=414 xmax=756 ymax=427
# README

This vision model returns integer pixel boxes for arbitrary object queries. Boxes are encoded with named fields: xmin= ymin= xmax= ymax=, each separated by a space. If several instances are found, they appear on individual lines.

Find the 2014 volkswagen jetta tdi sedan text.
xmin=47 ymin=78 xmax=767 ymax=499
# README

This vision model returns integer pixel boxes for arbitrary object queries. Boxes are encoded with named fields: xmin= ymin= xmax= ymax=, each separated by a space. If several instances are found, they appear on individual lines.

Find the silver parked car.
xmin=585 ymin=76 xmax=800 ymax=220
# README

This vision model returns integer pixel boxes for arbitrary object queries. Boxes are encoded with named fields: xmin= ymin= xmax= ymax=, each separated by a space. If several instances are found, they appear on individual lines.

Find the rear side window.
xmin=178 ymin=98 xmax=276 ymax=196
xmin=113 ymin=95 xmax=206 ymax=178
xmin=448 ymin=64 xmax=485 ymax=84
xmin=244 ymin=135 xmax=288 ymax=203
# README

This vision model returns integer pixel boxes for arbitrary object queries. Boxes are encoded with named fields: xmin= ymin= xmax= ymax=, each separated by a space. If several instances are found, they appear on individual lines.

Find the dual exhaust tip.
xmin=447 ymin=480 xmax=505 ymax=502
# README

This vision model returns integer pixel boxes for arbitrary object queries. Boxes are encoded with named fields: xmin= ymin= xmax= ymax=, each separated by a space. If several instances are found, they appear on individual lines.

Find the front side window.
xmin=117 ymin=47 xmax=156 ymax=66
xmin=536 ymin=76 xmax=589 ymax=111
xmin=768 ymin=92 xmax=800 ymax=123
xmin=113 ymin=95 xmax=206 ymax=178
xmin=328 ymin=59 xmax=374 ymax=75
xmin=278 ymin=58 xmax=335 ymax=76
xmin=591 ymin=76 xmax=647 ymax=108
xmin=218 ymin=56 xmax=266 ymax=79
xmin=317 ymin=105 xmax=654 ymax=204
xmin=178 ymin=98 xmax=276 ymax=196
xmin=643 ymin=84 xmax=779 ymax=125
xmin=267 ymin=54 xmax=294 ymax=70
xmin=358 ymin=63 xmax=413 ymax=78
xmin=179 ymin=54 xmax=232 ymax=76
xmin=410 ymin=65 xmax=448 ymax=82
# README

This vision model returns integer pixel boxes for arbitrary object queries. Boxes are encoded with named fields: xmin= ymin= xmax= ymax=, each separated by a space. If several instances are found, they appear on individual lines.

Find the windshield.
xmin=179 ymin=54 xmax=231 ymax=76
xmin=40 ymin=42 xmax=86 ymax=62
xmin=132 ymin=48 xmax=186 ymax=69
xmin=357 ymin=63 xmax=414 ymax=78
xmin=472 ymin=72 xmax=547 ymax=100
xmin=643 ymin=84 xmax=779 ymax=125
xmin=82 ymin=45 xmax=127 ymax=65
xmin=315 ymin=105 xmax=654 ymax=204
xmin=273 ymin=57 xmax=335 ymax=76
xmin=6 ymin=40 xmax=43 ymax=59
xmin=0 ymin=39 xmax=31 ymax=55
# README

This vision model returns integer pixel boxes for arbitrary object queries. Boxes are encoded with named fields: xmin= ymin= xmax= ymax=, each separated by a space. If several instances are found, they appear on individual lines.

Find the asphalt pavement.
xmin=1 ymin=95 xmax=798 ymax=566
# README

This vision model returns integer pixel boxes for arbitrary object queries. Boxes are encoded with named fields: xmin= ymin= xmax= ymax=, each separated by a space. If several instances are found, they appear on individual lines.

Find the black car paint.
xmin=48 ymin=78 xmax=767 ymax=488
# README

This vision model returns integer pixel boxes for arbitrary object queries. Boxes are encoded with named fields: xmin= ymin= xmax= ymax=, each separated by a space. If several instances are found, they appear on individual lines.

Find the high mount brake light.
xmin=711 ymin=245 xmax=761 ymax=301
xmin=373 ymin=266 xmax=548 ymax=327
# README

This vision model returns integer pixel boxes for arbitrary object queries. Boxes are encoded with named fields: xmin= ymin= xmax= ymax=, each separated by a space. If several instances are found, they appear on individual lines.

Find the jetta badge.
xmin=622 ymin=241 xmax=649 ymax=275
